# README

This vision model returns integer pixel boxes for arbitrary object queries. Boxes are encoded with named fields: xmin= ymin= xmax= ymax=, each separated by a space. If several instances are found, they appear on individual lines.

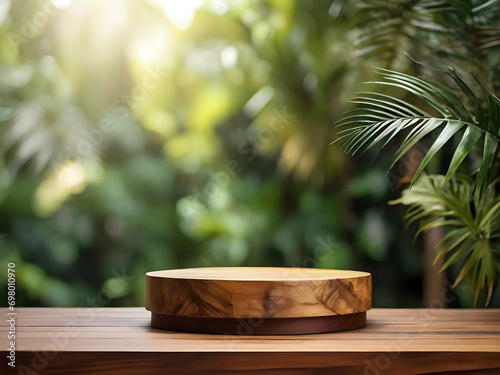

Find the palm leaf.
xmin=389 ymin=174 xmax=500 ymax=305
xmin=453 ymin=0 xmax=500 ymax=52
xmin=334 ymin=67 xmax=500 ymax=192
xmin=346 ymin=0 xmax=450 ymax=68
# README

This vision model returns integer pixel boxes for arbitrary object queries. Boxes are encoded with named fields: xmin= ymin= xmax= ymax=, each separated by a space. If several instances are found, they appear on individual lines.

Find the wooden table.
xmin=1 ymin=308 xmax=499 ymax=374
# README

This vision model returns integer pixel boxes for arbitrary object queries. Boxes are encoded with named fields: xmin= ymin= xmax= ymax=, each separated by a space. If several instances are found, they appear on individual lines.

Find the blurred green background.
xmin=1 ymin=0 xmax=498 ymax=308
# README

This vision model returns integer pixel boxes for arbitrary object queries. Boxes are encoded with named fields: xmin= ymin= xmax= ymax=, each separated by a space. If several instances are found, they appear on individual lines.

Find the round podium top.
xmin=146 ymin=267 xmax=370 ymax=281
xmin=146 ymin=267 xmax=371 ymax=319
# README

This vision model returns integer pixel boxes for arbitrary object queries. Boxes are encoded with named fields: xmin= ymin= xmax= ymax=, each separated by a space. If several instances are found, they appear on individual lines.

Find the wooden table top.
xmin=1 ymin=308 xmax=499 ymax=374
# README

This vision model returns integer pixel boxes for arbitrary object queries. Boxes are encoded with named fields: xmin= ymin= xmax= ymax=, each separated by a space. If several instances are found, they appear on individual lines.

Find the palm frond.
xmin=0 ymin=63 xmax=96 ymax=181
xmin=389 ymin=174 xmax=500 ymax=305
xmin=334 ymin=67 xmax=500 ymax=192
xmin=344 ymin=0 xmax=500 ymax=86
xmin=348 ymin=0 xmax=450 ymax=68
xmin=438 ymin=0 xmax=500 ymax=84
xmin=452 ymin=0 xmax=500 ymax=52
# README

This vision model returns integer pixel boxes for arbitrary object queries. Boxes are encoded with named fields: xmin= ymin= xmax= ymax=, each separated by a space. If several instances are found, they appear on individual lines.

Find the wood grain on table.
xmin=1 ymin=308 xmax=499 ymax=374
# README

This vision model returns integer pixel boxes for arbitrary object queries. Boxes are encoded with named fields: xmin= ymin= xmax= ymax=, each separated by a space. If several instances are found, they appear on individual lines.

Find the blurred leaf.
xmin=390 ymin=174 xmax=500 ymax=305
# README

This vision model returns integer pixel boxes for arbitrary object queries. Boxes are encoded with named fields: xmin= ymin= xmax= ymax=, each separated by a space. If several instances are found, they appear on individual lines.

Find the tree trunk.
xmin=423 ymin=226 xmax=445 ymax=307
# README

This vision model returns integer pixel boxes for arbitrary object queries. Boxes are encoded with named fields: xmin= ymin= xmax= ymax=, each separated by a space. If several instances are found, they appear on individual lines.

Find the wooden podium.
xmin=146 ymin=267 xmax=371 ymax=334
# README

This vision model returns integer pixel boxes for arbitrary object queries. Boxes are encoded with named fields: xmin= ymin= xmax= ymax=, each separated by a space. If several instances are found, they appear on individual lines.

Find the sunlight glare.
xmin=220 ymin=46 xmax=238 ymax=68
xmin=34 ymin=162 xmax=87 ymax=217
xmin=52 ymin=0 xmax=73 ymax=9
xmin=158 ymin=0 xmax=204 ymax=30
xmin=0 ymin=1 xmax=9 ymax=25
xmin=131 ymin=28 xmax=171 ymax=64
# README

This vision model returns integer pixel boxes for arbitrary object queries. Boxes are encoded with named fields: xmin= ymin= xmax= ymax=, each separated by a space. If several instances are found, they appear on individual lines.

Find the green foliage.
xmin=336 ymin=67 xmax=500 ymax=191
xmin=336 ymin=0 xmax=500 ymax=304
xmin=390 ymin=174 xmax=500 ymax=305
xmin=348 ymin=0 xmax=449 ymax=69
xmin=347 ymin=0 xmax=500 ymax=75
xmin=0 ymin=0 xmax=431 ymax=309
xmin=1 ymin=0 xmax=499 ymax=309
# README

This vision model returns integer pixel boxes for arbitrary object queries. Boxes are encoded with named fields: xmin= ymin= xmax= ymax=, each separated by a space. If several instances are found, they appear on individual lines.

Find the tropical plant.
xmin=335 ymin=0 xmax=500 ymax=305
xmin=335 ymin=64 xmax=500 ymax=305
xmin=391 ymin=174 xmax=500 ymax=306
xmin=345 ymin=0 xmax=500 ymax=78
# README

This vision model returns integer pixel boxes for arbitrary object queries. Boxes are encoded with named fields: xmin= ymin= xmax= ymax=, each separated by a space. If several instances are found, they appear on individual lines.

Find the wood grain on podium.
xmin=2 ymin=308 xmax=500 ymax=374
xmin=145 ymin=267 xmax=372 ymax=318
